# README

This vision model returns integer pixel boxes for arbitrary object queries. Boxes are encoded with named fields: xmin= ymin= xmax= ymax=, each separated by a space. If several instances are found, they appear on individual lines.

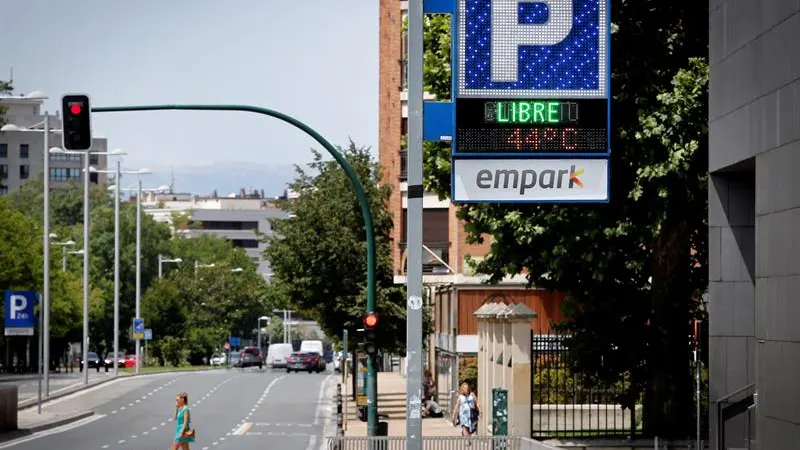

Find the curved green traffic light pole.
xmin=92 ymin=104 xmax=380 ymax=435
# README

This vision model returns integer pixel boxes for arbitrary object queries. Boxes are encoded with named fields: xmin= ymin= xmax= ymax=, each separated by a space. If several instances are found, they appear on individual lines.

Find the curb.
xmin=24 ymin=410 xmax=94 ymax=433
xmin=16 ymin=367 xmax=223 ymax=411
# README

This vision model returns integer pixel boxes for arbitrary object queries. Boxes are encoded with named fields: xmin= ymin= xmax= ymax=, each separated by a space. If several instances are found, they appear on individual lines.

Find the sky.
xmin=0 ymin=0 xmax=379 ymax=196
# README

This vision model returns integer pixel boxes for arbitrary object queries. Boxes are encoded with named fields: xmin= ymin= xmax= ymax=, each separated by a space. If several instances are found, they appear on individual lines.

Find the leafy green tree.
xmin=264 ymin=141 xmax=430 ymax=354
xmin=6 ymin=175 xmax=112 ymax=227
xmin=0 ymin=197 xmax=43 ymax=294
xmin=418 ymin=5 xmax=707 ymax=437
xmin=0 ymin=80 xmax=12 ymax=129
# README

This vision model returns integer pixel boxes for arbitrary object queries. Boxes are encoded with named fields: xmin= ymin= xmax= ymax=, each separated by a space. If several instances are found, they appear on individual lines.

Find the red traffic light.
xmin=364 ymin=312 xmax=378 ymax=328
xmin=69 ymin=103 xmax=83 ymax=115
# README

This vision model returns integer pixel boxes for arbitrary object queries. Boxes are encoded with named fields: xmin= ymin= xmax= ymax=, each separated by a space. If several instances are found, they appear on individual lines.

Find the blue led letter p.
xmin=491 ymin=0 xmax=574 ymax=83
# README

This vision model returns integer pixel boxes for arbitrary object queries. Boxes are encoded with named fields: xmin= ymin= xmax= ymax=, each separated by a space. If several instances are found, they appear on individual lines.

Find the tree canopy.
xmin=418 ymin=2 xmax=708 ymax=437
xmin=264 ymin=141 xmax=430 ymax=354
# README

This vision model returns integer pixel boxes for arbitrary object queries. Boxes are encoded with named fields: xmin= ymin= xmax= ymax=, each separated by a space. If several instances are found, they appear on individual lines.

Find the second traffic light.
xmin=363 ymin=312 xmax=378 ymax=356
xmin=61 ymin=94 xmax=93 ymax=150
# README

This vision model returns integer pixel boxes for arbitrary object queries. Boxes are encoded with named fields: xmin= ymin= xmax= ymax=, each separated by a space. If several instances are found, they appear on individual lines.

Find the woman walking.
xmin=173 ymin=392 xmax=195 ymax=450
xmin=452 ymin=383 xmax=480 ymax=437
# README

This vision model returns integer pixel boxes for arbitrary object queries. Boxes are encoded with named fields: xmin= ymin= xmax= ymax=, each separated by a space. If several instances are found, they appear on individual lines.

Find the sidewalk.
xmin=342 ymin=371 xmax=460 ymax=437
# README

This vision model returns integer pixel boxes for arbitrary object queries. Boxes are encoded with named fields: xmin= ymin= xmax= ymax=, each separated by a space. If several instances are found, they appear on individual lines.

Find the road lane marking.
xmin=314 ymin=373 xmax=335 ymax=425
xmin=232 ymin=422 xmax=253 ymax=435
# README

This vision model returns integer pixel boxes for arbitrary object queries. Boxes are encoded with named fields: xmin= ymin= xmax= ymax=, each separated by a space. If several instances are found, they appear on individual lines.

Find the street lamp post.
xmin=117 ymin=182 xmax=163 ymax=375
xmin=93 ymin=164 xmax=147 ymax=376
xmin=158 ymin=255 xmax=183 ymax=279
xmin=53 ymin=238 xmax=76 ymax=272
xmin=194 ymin=261 xmax=215 ymax=275
xmin=50 ymin=146 xmax=125 ymax=384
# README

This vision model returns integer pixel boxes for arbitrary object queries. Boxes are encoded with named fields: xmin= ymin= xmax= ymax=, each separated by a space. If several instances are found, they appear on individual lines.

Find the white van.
xmin=266 ymin=343 xmax=293 ymax=368
xmin=300 ymin=340 xmax=326 ymax=371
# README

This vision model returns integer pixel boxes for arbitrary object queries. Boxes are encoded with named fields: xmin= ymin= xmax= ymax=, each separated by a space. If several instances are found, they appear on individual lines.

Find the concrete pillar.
xmin=473 ymin=303 xmax=494 ymax=435
xmin=504 ymin=303 xmax=536 ymax=438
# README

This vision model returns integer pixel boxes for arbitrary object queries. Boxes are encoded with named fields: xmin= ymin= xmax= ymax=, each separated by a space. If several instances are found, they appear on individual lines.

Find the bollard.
xmin=336 ymin=383 xmax=344 ymax=436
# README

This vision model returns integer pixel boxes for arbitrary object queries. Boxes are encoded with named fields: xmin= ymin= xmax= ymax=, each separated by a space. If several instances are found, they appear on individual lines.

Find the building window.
xmin=89 ymin=172 xmax=98 ymax=184
xmin=50 ymin=167 xmax=81 ymax=182
xmin=0 ymin=164 xmax=7 ymax=178
xmin=199 ymin=221 xmax=259 ymax=230
xmin=89 ymin=154 xmax=99 ymax=165
xmin=400 ymin=150 xmax=407 ymax=181
xmin=19 ymin=144 xmax=29 ymax=159
xmin=402 ymin=118 xmax=408 ymax=135
xmin=232 ymin=239 xmax=259 ymax=249
xmin=0 ymin=186 xmax=7 ymax=195
xmin=50 ymin=152 xmax=81 ymax=162
xmin=19 ymin=165 xmax=29 ymax=180
xmin=0 ymin=144 xmax=7 ymax=158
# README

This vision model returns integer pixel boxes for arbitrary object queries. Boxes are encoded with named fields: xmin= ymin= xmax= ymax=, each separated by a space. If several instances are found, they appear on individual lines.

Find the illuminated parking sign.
xmin=450 ymin=0 xmax=611 ymax=203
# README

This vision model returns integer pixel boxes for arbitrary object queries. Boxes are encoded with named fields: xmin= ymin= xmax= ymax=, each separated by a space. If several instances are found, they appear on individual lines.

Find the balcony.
xmin=399 ymin=150 xmax=407 ymax=180
xmin=399 ymin=241 xmax=451 ymax=274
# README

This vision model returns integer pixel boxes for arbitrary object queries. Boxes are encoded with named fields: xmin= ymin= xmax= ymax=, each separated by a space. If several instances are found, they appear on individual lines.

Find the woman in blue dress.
xmin=451 ymin=383 xmax=481 ymax=436
xmin=173 ymin=392 xmax=195 ymax=450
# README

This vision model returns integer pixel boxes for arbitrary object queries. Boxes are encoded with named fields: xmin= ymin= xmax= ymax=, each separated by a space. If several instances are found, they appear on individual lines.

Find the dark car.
xmin=286 ymin=351 xmax=323 ymax=373
xmin=80 ymin=352 xmax=101 ymax=372
xmin=241 ymin=346 xmax=264 ymax=369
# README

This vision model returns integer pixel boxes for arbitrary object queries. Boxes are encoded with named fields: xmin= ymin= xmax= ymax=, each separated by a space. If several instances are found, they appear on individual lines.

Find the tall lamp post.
xmin=117 ymin=182 xmax=166 ymax=375
xmin=50 ymin=146 xmax=125 ymax=384
xmin=194 ymin=261 xmax=215 ymax=275
xmin=92 ymin=163 xmax=148 ymax=376
xmin=158 ymin=255 xmax=183 ymax=278
xmin=53 ymin=238 xmax=77 ymax=272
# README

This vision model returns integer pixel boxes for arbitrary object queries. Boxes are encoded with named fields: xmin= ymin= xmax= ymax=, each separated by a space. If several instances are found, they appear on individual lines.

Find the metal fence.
xmin=530 ymin=331 xmax=637 ymax=439
xmin=434 ymin=349 xmax=459 ymax=412
xmin=327 ymin=436 xmax=557 ymax=450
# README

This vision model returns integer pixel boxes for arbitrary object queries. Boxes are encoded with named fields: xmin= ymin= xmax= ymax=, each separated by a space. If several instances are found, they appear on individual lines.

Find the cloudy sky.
xmin=0 ymin=0 xmax=379 ymax=196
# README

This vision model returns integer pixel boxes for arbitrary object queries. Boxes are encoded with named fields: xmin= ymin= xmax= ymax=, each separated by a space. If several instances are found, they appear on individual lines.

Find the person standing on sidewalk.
xmin=452 ymin=383 xmax=480 ymax=436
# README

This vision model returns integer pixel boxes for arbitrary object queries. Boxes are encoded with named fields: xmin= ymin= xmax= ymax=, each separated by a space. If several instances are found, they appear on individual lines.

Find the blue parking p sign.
xmin=133 ymin=317 xmax=145 ymax=340
xmin=457 ymin=0 xmax=608 ymax=98
xmin=4 ymin=290 xmax=37 ymax=336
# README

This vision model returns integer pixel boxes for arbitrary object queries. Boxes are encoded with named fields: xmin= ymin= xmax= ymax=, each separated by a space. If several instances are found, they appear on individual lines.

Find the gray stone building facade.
xmin=709 ymin=2 xmax=800 ymax=449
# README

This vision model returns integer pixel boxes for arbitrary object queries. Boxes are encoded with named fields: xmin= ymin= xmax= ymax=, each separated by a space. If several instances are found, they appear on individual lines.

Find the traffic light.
xmin=363 ymin=312 xmax=378 ymax=356
xmin=61 ymin=94 xmax=93 ymax=150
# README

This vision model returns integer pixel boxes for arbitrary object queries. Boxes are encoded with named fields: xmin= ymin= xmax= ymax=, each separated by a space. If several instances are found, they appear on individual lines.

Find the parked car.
xmin=286 ymin=352 xmax=323 ymax=373
xmin=209 ymin=353 xmax=226 ymax=366
xmin=80 ymin=352 xmax=101 ymax=372
xmin=104 ymin=352 xmax=126 ymax=370
xmin=124 ymin=354 xmax=137 ymax=368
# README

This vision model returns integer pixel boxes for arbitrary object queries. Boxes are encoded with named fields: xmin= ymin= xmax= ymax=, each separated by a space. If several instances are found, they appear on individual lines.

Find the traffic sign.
xmin=229 ymin=337 xmax=240 ymax=347
xmin=447 ymin=0 xmax=611 ymax=203
xmin=4 ymin=291 xmax=37 ymax=336
xmin=133 ymin=318 xmax=145 ymax=340
xmin=144 ymin=328 xmax=153 ymax=341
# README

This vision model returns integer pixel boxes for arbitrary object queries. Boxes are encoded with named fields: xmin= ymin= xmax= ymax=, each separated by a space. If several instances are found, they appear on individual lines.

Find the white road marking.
xmin=314 ymin=374 xmax=335 ymax=425
xmin=232 ymin=423 xmax=253 ymax=435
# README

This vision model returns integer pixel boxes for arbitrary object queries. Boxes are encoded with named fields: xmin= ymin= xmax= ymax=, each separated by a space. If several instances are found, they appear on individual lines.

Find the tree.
xmin=418 ymin=4 xmax=708 ymax=437
xmin=264 ymin=141 xmax=425 ymax=354
xmin=0 ymin=80 xmax=12 ymax=129
xmin=0 ymin=197 xmax=43 ymax=294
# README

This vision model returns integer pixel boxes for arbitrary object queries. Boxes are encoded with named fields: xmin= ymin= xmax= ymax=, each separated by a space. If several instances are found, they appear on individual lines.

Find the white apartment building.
xmin=0 ymin=92 xmax=109 ymax=193
xmin=142 ymin=190 xmax=290 ymax=279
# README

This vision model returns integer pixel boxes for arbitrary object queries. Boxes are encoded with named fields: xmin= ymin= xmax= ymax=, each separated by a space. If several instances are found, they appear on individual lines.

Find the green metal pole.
xmin=92 ymin=104 xmax=379 ymax=435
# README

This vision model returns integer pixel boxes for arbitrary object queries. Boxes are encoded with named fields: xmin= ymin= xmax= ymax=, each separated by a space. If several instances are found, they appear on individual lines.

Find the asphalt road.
xmin=1 ymin=367 xmax=336 ymax=450
xmin=0 ymin=371 xmax=115 ymax=404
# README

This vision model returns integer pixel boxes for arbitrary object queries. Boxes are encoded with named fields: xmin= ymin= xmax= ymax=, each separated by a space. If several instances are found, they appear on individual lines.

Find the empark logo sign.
xmin=453 ymin=158 xmax=608 ymax=202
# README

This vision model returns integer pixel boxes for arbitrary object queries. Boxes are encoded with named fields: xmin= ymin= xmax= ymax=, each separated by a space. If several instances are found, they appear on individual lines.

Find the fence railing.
xmin=530 ymin=332 xmax=638 ymax=439
xmin=327 ymin=436 xmax=557 ymax=450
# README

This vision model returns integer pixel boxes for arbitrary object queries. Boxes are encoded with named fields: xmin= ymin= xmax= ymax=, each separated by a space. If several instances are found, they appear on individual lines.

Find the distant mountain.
xmin=146 ymin=162 xmax=299 ymax=197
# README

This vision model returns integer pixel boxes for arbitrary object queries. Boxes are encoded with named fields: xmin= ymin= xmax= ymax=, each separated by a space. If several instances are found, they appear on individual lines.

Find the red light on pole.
xmin=69 ymin=104 xmax=82 ymax=115
xmin=364 ymin=312 xmax=378 ymax=328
